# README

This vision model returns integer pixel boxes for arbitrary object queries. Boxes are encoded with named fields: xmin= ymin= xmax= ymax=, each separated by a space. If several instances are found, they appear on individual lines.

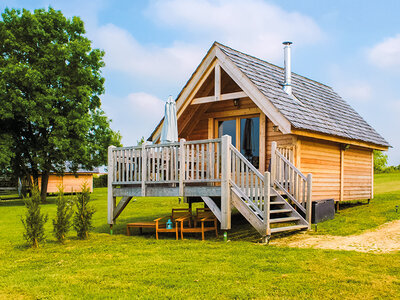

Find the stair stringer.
xmin=201 ymin=196 xmax=222 ymax=223
xmin=271 ymin=189 xmax=308 ymax=227
xmin=230 ymin=186 xmax=267 ymax=236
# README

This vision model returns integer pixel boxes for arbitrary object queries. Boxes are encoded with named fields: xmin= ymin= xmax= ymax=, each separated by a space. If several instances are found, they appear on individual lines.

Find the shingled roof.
xmin=216 ymin=42 xmax=389 ymax=147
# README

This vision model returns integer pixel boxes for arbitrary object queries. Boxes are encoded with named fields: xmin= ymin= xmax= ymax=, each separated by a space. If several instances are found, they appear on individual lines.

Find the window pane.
xmin=240 ymin=117 xmax=259 ymax=168
xmin=218 ymin=119 xmax=236 ymax=146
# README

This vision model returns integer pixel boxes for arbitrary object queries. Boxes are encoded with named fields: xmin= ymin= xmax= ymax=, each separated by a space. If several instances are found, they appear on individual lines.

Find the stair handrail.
xmin=229 ymin=145 xmax=266 ymax=216
xmin=271 ymin=141 xmax=312 ymax=226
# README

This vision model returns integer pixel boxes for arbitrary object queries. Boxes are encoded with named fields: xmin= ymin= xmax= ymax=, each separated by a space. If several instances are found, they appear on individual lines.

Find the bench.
xmin=126 ymin=222 xmax=158 ymax=236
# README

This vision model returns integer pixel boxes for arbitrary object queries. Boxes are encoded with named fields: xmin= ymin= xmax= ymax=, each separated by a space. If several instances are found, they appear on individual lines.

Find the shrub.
xmin=73 ymin=183 xmax=95 ymax=239
xmin=93 ymin=174 xmax=107 ymax=188
xmin=53 ymin=185 xmax=73 ymax=243
xmin=21 ymin=186 xmax=48 ymax=248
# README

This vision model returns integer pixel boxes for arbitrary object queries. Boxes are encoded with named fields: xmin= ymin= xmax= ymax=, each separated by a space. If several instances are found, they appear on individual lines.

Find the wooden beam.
xmin=259 ymin=113 xmax=266 ymax=173
xmin=107 ymin=146 xmax=116 ymax=225
xmin=340 ymin=147 xmax=344 ymax=202
xmin=113 ymin=196 xmax=133 ymax=220
xmin=191 ymin=91 xmax=247 ymax=105
xmin=292 ymin=129 xmax=389 ymax=151
xmin=371 ymin=150 xmax=374 ymax=199
xmin=221 ymin=135 xmax=232 ymax=230
xmin=215 ymin=63 xmax=221 ymax=101
xmin=205 ymin=107 xmax=261 ymax=119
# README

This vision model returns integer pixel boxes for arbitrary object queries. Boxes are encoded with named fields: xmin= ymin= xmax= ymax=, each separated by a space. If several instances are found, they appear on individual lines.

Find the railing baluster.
xmin=196 ymin=144 xmax=200 ymax=180
xmin=201 ymin=144 xmax=205 ymax=180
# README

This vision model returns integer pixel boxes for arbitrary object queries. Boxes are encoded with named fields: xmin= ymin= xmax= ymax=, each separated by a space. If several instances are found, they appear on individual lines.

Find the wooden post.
xmin=340 ymin=147 xmax=344 ymax=202
xmin=371 ymin=150 xmax=374 ymax=200
xmin=264 ymin=171 xmax=271 ymax=235
xmin=306 ymin=173 xmax=312 ymax=229
xmin=215 ymin=64 xmax=221 ymax=101
xmin=221 ymin=135 xmax=232 ymax=230
xmin=141 ymin=142 xmax=147 ymax=196
xmin=179 ymin=138 xmax=186 ymax=197
xmin=259 ymin=113 xmax=266 ymax=173
xmin=271 ymin=141 xmax=277 ymax=184
xmin=107 ymin=145 xmax=116 ymax=225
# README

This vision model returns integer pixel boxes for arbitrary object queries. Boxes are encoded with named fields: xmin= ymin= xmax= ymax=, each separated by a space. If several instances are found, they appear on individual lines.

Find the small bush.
xmin=53 ymin=186 xmax=73 ymax=243
xmin=21 ymin=186 xmax=48 ymax=248
xmin=93 ymin=174 xmax=107 ymax=188
xmin=73 ymin=183 xmax=95 ymax=239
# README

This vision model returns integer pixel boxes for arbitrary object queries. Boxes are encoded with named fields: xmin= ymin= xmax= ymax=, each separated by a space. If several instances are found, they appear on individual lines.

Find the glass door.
xmin=216 ymin=115 xmax=260 ymax=168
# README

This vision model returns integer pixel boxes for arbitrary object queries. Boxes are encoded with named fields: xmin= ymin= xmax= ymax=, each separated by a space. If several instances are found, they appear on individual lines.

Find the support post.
xmin=306 ymin=173 xmax=312 ymax=229
xmin=215 ymin=63 xmax=221 ymax=101
xmin=221 ymin=135 xmax=232 ymax=230
xmin=264 ymin=171 xmax=271 ymax=235
xmin=270 ymin=141 xmax=277 ymax=184
xmin=179 ymin=138 xmax=186 ymax=197
xmin=107 ymin=145 xmax=116 ymax=225
xmin=141 ymin=142 xmax=147 ymax=196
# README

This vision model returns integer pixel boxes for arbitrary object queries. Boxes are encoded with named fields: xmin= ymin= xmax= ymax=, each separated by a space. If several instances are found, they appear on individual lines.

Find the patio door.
xmin=216 ymin=116 xmax=260 ymax=168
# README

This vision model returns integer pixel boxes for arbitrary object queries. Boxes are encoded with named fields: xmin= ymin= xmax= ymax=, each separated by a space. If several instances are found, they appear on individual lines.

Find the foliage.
xmin=137 ymin=136 xmax=145 ymax=146
xmin=73 ymin=183 xmax=95 ymax=239
xmin=0 ymin=7 xmax=121 ymax=202
xmin=21 ymin=186 xmax=48 ymax=247
xmin=0 ymin=186 xmax=399 ymax=298
xmin=373 ymin=150 xmax=388 ymax=173
xmin=93 ymin=174 xmax=107 ymax=188
xmin=52 ymin=185 xmax=73 ymax=243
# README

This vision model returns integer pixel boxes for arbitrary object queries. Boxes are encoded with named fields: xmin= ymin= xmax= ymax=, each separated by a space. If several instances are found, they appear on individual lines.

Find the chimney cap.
xmin=282 ymin=41 xmax=293 ymax=46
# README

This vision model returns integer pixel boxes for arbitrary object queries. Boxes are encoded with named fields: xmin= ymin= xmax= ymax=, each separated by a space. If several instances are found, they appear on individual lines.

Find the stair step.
xmin=269 ymin=201 xmax=286 ymax=205
xmin=270 ymin=209 xmax=291 ymax=214
xmin=269 ymin=216 xmax=299 ymax=224
xmin=270 ymin=225 xmax=308 ymax=234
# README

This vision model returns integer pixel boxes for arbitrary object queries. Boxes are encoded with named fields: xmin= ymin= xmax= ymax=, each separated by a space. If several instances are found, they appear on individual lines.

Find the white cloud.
xmin=103 ymin=92 xmax=164 ymax=146
xmin=368 ymin=34 xmax=400 ymax=69
xmin=147 ymin=0 xmax=324 ymax=62
xmin=336 ymin=81 xmax=373 ymax=102
xmin=93 ymin=24 xmax=204 ymax=84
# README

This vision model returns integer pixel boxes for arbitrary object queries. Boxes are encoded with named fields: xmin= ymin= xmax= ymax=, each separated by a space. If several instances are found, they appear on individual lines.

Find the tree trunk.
xmin=40 ymin=171 xmax=49 ymax=203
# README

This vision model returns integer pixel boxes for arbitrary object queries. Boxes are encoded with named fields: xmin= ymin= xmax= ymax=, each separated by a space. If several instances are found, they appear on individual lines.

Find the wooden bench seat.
xmin=126 ymin=221 xmax=158 ymax=236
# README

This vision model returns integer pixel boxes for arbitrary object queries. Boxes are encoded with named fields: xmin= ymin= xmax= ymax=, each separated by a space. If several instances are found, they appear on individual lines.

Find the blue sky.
xmin=2 ymin=0 xmax=400 ymax=164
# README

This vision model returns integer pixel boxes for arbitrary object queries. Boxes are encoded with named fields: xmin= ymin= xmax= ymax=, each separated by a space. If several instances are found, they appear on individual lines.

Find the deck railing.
xmin=109 ymin=138 xmax=222 ymax=195
xmin=271 ymin=141 xmax=312 ymax=225
xmin=277 ymin=145 xmax=294 ymax=164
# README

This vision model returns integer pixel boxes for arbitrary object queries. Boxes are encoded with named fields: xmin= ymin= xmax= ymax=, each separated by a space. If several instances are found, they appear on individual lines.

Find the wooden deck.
xmin=108 ymin=136 xmax=312 ymax=237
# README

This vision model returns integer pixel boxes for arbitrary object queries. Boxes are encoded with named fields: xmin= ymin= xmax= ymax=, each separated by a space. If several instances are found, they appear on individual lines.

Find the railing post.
xmin=179 ymin=138 xmax=186 ymax=197
xmin=141 ymin=142 xmax=147 ymax=196
xmin=271 ymin=141 xmax=277 ymax=184
xmin=306 ymin=173 xmax=312 ymax=229
xmin=221 ymin=135 xmax=232 ymax=230
xmin=264 ymin=171 xmax=271 ymax=236
xmin=107 ymin=145 xmax=116 ymax=226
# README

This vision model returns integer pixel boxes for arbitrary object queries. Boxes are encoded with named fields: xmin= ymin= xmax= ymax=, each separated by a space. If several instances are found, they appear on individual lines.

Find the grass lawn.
xmin=0 ymin=175 xmax=399 ymax=299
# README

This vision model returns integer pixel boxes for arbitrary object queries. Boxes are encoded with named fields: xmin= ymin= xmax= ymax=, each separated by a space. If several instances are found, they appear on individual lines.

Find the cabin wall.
xmin=38 ymin=174 xmax=94 ymax=193
xmin=343 ymin=146 xmax=373 ymax=201
xmin=299 ymin=138 xmax=341 ymax=201
xmin=297 ymin=136 xmax=373 ymax=202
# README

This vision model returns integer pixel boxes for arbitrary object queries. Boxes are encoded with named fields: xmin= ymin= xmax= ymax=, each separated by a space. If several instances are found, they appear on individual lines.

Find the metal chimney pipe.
xmin=283 ymin=41 xmax=293 ymax=95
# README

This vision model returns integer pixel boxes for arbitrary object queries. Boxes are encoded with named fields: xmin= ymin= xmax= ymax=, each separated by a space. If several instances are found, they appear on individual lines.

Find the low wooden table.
xmin=126 ymin=222 xmax=158 ymax=236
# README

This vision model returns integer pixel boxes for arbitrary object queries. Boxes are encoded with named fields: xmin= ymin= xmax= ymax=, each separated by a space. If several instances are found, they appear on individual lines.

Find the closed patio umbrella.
xmin=160 ymin=96 xmax=178 ymax=143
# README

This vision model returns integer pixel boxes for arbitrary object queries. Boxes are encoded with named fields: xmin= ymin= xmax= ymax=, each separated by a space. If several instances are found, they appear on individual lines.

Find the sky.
xmin=1 ymin=0 xmax=400 ymax=165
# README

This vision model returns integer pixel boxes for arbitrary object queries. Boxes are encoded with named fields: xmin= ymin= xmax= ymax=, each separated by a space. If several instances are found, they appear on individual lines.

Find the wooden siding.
xmin=38 ymin=174 xmax=94 ymax=193
xmin=343 ymin=146 xmax=373 ymax=201
xmin=299 ymin=138 xmax=341 ymax=201
xmin=266 ymin=118 xmax=293 ymax=170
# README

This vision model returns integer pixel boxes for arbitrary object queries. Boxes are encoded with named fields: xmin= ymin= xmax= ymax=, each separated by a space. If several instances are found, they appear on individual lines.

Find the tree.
xmin=373 ymin=150 xmax=388 ymax=173
xmin=73 ymin=183 xmax=95 ymax=239
xmin=21 ymin=186 xmax=48 ymax=248
xmin=0 ymin=8 xmax=121 ymax=201
xmin=53 ymin=185 xmax=73 ymax=243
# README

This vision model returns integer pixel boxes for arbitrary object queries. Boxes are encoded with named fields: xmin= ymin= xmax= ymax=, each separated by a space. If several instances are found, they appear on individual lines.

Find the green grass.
xmin=312 ymin=173 xmax=400 ymax=236
xmin=0 ymin=177 xmax=399 ymax=299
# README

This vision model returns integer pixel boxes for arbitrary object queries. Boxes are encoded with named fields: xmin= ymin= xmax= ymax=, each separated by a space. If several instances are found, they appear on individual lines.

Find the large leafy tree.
xmin=0 ymin=8 xmax=121 ymax=201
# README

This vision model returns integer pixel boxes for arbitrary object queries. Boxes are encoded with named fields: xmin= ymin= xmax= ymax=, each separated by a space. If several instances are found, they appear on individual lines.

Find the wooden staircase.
xmin=229 ymin=142 xmax=311 ymax=238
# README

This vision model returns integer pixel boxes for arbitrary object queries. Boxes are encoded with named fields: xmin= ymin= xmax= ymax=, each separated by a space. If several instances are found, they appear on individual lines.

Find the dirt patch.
xmin=271 ymin=220 xmax=400 ymax=253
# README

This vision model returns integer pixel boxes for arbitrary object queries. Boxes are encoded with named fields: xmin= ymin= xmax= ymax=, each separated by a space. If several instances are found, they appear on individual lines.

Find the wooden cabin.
xmin=38 ymin=167 xmax=99 ymax=194
xmin=108 ymin=42 xmax=389 ymax=238
xmin=148 ymin=42 xmax=389 ymax=203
